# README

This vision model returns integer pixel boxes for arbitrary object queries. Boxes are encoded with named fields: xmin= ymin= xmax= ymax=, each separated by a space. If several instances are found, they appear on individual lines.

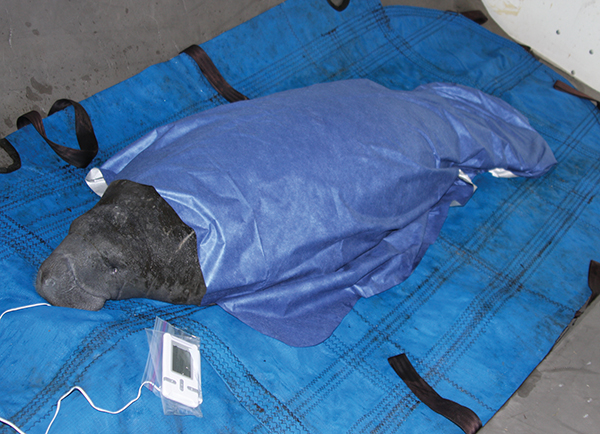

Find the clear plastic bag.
xmin=142 ymin=317 xmax=203 ymax=417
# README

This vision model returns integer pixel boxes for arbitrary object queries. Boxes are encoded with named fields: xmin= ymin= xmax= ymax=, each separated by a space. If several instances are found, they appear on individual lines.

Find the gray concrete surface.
xmin=0 ymin=0 xmax=284 ymax=138
xmin=1 ymin=1 xmax=598 ymax=433
xmin=482 ymin=298 xmax=600 ymax=434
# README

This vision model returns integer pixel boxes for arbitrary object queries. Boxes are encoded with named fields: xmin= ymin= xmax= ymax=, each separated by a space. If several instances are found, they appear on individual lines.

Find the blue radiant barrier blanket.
xmin=1 ymin=0 xmax=599 ymax=433
xmin=96 ymin=79 xmax=556 ymax=347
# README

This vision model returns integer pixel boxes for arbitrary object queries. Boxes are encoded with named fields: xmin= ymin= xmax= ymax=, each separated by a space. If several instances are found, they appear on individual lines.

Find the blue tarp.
xmin=0 ymin=0 xmax=598 ymax=433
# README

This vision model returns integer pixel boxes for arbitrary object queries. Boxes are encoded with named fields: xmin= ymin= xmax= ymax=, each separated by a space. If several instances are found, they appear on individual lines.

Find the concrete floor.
xmin=1 ymin=1 xmax=598 ymax=432
xmin=482 ymin=297 xmax=600 ymax=434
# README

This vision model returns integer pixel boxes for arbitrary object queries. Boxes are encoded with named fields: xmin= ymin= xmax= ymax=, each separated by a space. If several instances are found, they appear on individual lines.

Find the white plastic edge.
xmin=85 ymin=168 xmax=108 ymax=197
xmin=489 ymin=168 xmax=518 ymax=178
xmin=450 ymin=169 xmax=478 ymax=207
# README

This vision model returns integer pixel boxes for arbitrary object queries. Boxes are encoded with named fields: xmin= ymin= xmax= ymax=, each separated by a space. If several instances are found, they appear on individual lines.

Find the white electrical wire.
xmin=43 ymin=381 xmax=157 ymax=434
xmin=0 ymin=304 xmax=159 ymax=434
xmin=0 ymin=303 xmax=50 ymax=323
xmin=0 ymin=417 xmax=27 ymax=434
xmin=0 ymin=381 xmax=158 ymax=434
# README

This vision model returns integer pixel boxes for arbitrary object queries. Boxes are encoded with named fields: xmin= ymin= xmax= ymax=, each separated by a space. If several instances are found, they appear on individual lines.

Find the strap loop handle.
xmin=181 ymin=45 xmax=248 ymax=103
xmin=388 ymin=354 xmax=482 ymax=434
xmin=327 ymin=0 xmax=350 ymax=12
xmin=16 ymin=99 xmax=98 ymax=168
xmin=0 ymin=138 xmax=21 ymax=173
xmin=554 ymin=80 xmax=599 ymax=106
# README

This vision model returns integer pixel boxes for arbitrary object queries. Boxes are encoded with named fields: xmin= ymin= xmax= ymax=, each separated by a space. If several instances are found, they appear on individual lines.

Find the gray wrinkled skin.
xmin=36 ymin=179 xmax=207 ymax=310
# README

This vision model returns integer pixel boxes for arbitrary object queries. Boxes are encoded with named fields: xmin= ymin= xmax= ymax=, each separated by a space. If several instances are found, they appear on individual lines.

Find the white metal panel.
xmin=482 ymin=0 xmax=600 ymax=93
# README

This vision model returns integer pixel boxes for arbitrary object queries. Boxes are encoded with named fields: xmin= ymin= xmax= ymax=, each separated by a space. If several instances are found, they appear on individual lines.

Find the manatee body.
xmin=34 ymin=80 xmax=556 ymax=346
xmin=36 ymin=179 xmax=206 ymax=310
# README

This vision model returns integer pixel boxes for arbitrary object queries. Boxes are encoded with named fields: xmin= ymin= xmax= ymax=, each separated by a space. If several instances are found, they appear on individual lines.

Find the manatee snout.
xmin=37 ymin=240 xmax=107 ymax=311
xmin=36 ymin=179 xmax=207 ymax=310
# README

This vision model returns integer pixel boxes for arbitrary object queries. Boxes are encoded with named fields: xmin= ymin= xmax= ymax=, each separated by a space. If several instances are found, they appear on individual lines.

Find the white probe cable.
xmin=0 ymin=382 xmax=158 ymax=434
xmin=0 ymin=303 xmax=50 ymax=322
xmin=0 ymin=417 xmax=26 ymax=434
xmin=0 ymin=303 xmax=158 ymax=434
xmin=42 ymin=381 xmax=158 ymax=434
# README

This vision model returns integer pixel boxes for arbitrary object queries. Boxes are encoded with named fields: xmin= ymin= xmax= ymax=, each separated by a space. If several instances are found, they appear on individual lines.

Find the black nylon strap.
xmin=388 ymin=354 xmax=482 ymax=434
xmin=461 ymin=10 xmax=488 ymax=25
xmin=574 ymin=259 xmax=600 ymax=318
xmin=327 ymin=0 xmax=350 ymax=12
xmin=0 ymin=138 xmax=21 ymax=173
xmin=554 ymin=80 xmax=599 ymax=106
xmin=16 ymin=99 xmax=98 ymax=168
xmin=588 ymin=260 xmax=600 ymax=299
xmin=182 ymin=45 xmax=248 ymax=103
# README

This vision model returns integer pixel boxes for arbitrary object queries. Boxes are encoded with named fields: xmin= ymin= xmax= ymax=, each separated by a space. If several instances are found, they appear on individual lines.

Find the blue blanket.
xmin=1 ymin=1 xmax=597 ymax=433
xmin=98 ymin=79 xmax=556 ymax=347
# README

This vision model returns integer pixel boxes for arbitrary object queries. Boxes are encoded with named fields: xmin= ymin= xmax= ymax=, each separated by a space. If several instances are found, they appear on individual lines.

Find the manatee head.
xmin=36 ymin=179 xmax=206 ymax=310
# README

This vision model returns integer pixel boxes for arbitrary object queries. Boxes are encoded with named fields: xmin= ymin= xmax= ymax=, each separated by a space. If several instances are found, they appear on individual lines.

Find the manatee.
xmin=33 ymin=80 xmax=557 ymax=346
xmin=36 ymin=179 xmax=206 ymax=310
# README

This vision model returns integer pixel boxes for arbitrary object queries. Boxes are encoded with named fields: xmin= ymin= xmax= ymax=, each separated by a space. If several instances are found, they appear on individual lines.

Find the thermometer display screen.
xmin=172 ymin=344 xmax=192 ymax=378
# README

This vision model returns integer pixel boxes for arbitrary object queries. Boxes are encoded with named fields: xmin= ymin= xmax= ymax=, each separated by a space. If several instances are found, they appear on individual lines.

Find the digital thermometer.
xmin=161 ymin=333 xmax=202 ymax=408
